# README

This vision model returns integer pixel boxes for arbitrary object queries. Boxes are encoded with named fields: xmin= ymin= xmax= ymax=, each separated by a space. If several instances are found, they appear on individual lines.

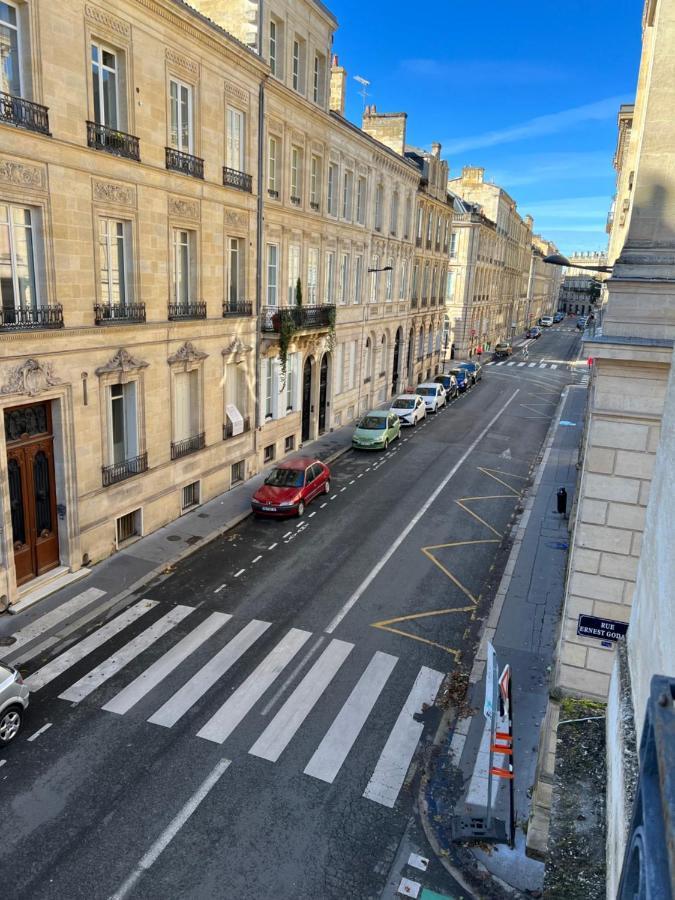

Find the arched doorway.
xmin=406 ymin=327 xmax=414 ymax=384
xmin=318 ymin=354 xmax=328 ymax=435
xmin=302 ymin=356 xmax=313 ymax=442
xmin=392 ymin=328 xmax=402 ymax=396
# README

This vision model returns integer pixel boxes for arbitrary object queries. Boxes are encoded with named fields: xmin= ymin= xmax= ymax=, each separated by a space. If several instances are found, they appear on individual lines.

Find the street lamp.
xmin=367 ymin=265 xmax=392 ymax=273
xmin=543 ymin=253 xmax=613 ymax=273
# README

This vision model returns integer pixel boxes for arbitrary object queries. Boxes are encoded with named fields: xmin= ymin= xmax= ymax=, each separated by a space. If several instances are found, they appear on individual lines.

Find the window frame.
xmin=91 ymin=40 xmax=120 ymax=129
xmin=171 ymin=227 xmax=195 ymax=305
xmin=0 ymin=203 xmax=44 ymax=312
xmin=169 ymin=76 xmax=194 ymax=154
xmin=266 ymin=242 xmax=279 ymax=306
xmin=226 ymin=106 xmax=245 ymax=172
xmin=99 ymin=216 xmax=132 ymax=308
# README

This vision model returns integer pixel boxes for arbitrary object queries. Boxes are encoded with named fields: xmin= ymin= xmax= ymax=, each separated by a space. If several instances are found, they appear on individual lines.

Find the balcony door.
xmin=318 ymin=354 xmax=328 ymax=435
xmin=302 ymin=357 xmax=312 ymax=442
xmin=5 ymin=402 xmax=60 ymax=586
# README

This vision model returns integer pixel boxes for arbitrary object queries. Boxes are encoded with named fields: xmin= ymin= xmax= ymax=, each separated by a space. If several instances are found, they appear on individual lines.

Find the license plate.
xmin=261 ymin=506 xmax=275 ymax=512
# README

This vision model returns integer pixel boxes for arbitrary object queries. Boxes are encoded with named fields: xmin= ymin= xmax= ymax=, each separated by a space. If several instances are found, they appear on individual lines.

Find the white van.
xmin=540 ymin=315 xmax=554 ymax=327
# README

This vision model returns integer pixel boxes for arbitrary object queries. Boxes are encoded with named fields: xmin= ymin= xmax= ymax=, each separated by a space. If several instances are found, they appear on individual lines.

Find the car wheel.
xmin=0 ymin=705 xmax=23 ymax=747
xmin=296 ymin=500 xmax=305 ymax=517
xmin=383 ymin=439 xmax=389 ymax=451
xmin=324 ymin=480 xmax=331 ymax=495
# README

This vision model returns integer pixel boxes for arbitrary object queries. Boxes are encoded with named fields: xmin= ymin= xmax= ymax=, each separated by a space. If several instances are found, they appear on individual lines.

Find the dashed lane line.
xmin=234 ymin=569 xmax=245 ymax=578
xmin=268 ymin=543 xmax=277 ymax=550
xmin=27 ymin=723 xmax=53 ymax=742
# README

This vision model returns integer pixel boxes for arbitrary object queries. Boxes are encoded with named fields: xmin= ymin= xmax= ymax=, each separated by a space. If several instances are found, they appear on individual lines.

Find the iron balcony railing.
xmin=165 ymin=147 xmax=204 ymax=179
xmin=0 ymin=91 xmax=50 ymax=134
xmin=223 ymin=417 xmax=251 ymax=440
xmin=102 ymin=451 xmax=148 ymax=487
xmin=87 ymin=121 xmax=140 ymax=160
xmin=223 ymin=299 xmax=253 ymax=317
xmin=223 ymin=166 xmax=252 ymax=192
xmin=310 ymin=201 xmax=320 ymax=211
xmin=411 ymin=297 xmax=418 ymax=308
xmin=171 ymin=432 xmax=205 ymax=460
xmin=168 ymin=301 xmax=207 ymax=320
xmin=415 ymin=236 xmax=422 ymax=247
xmin=0 ymin=304 xmax=63 ymax=330
xmin=290 ymin=195 xmax=301 ymax=205
xmin=261 ymin=304 xmax=335 ymax=333
xmin=94 ymin=302 xmax=146 ymax=325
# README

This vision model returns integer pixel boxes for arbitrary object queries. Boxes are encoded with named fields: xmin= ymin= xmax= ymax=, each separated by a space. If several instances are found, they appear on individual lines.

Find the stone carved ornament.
xmin=85 ymin=3 xmax=130 ymax=38
xmin=0 ymin=159 xmax=45 ymax=189
xmin=165 ymin=48 xmax=198 ymax=77
xmin=168 ymin=342 xmax=208 ymax=366
xmin=224 ymin=210 xmax=247 ymax=228
xmin=93 ymin=180 xmax=135 ymax=207
xmin=222 ymin=338 xmax=252 ymax=364
xmin=95 ymin=348 xmax=149 ymax=376
xmin=169 ymin=196 xmax=200 ymax=221
xmin=1 ymin=359 xmax=61 ymax=397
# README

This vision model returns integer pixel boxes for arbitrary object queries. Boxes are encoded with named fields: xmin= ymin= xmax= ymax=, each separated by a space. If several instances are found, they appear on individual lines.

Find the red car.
xmin=251 ymin=457 xmax=331 ymax=517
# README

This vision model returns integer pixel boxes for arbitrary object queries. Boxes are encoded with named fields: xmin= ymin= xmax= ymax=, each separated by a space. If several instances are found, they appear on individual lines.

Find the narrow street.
xmin=1 ymin=328 xmax=582 ymax=899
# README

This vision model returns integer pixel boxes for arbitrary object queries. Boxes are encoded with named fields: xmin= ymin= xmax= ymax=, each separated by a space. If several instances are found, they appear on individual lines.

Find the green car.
xmin=352 ymin=409 xmax=401 ymax=450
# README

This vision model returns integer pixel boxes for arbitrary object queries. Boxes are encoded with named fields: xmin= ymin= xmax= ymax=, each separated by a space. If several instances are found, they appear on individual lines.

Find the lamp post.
xmin=543 ymin=253 xmax=614 ymax=274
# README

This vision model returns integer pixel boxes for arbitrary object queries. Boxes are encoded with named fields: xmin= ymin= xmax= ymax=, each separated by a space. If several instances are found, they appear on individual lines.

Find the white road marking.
xmin=330 ymin=494 xmax=337 ymax=500
xmin=251 ymin=555 xmax=262 ymax=564
xmin=214 ymin=584 xmax=226 ymax=594
xmin=304 ymin=651 xmax=397 ymax=784
xmin=197 ymin=628 xmax=312 ymax=744
xmin=234 ymin=569 xmax=245 ymax=578
xmin=357 ymin=474 xmax=364 ymax=478
xmin=59 ymin=605 xmax=194 ymax=703
xmin=5 ymin=587 xmax=106 ymax=656
xmin=550 ymin=364 xmax=558 ymax=370
xmin=539 ymin=363 xmax=547 ymax=368
xmin=249 ymin=639 xmax=353 ymax=762
xmin=260 ymin=636 xmax=326 ymax=716
xmin=325 ymin=390 xmax=520 ymax=633
xmin=27 ymin=722 xmax=52 ymax=742
xmin=103 ymin=613 xmax=230 ymax=715
xmin=320 ymin=502 xmax=328 ymax=508
xmin=349 ymin=480 xmax=356 ymax=485
xmin=295 ymin=521 xmax=304 ymax=528
xmin=0 ymin=759 xmax=6 ymax=768
xmin=496 ymin=361 xmax=505 ymax=366
xmin=528 ymin=362 xmax=537 ymax=367
xmin=507 ymin=361 xmax=516 ymax=366
xmin=308 ymin=511 xmax=316 ymax=518
xmin=110 ymin=758 xmax=232 ymax=900
xmin=27 ymin=600 xmax=159 ymax=692
xmin=340 ymin=487 xmax=347 ymax=492
xmin=517 ymin=362 xmax=526 ymax=367
xmin=149 ymin=620 xmax=270 ymax=728
xmin=283 ymin=531 xmax=292 ymax=539
xmin=363 ymin=666 xmax=445 ymax=808
xmin=365 ymin=468 xmax=371 ymax=472
xmin=268 ymin=543 xmax=278 ymax=550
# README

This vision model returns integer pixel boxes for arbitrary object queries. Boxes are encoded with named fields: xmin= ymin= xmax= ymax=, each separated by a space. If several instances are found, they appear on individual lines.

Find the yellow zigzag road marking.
xmin=370 ymin=467 xmax=527 ymax=656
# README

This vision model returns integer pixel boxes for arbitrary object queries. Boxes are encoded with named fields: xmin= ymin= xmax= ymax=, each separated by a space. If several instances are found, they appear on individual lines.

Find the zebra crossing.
xmin=23 ymin=597 xmax=446 ymax=810
xmin=485 ymin=360 xmax=559 ymax=370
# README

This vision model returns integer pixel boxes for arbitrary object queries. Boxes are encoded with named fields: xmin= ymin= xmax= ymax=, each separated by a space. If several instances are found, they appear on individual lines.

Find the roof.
xmin=276 ymin=456 xmax=322 ymax=470
xmin=329 ymin=111 xmax=419 ymax=175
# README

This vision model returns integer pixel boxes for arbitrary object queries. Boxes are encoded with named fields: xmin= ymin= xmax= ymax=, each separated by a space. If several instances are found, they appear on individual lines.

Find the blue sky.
xmin=330 ymin=0 xmax=643 ymax=254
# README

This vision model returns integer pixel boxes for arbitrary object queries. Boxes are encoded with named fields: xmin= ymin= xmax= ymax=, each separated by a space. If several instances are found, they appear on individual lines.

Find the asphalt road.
xmin=1 ymin=325 xmax=582 ymax=900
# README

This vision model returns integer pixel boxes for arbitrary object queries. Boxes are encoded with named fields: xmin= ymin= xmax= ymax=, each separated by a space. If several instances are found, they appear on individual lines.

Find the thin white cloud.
xmin=522 ymin=196 xmax=611 ymax=219
xmin=444 ymin=95 xmax=630 ymax=154
xmin=401 ymin=58 xmax=566 ymax=85
xmin=488 ymin=151 xmax=611 ymax=187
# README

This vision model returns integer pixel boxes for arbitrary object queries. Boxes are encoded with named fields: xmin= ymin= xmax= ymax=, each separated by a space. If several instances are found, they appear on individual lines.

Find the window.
xmin=269 ymin=19 xmax=278 ymax=76
xmin=182 ymin=481 xmax=200 ymax=511
xmin=356 ymin=177 xmax=366 ymax=225
xmin=171 ymin=229 xmax=193 ymax=304
xmin=310 ymin=156 xmax=321 ymax=208
xmin=92 ymin=42 xmax=119 ymax=128
xmin=174 ymin=369 xmax=199 ymax=441
xmin=307 ymin=248 xmax=319 ymax=303
xmin=426 ymin=211 xmax=433 ymax=245
xmin=347 ymin=341 xmax=356 ymax=389
xmin=369 ymin=255 xmax=379 ymax=303
xmin=292 ymin=37 xmax=305 ymax=93
xmin=354 ymin=255 xmax=363 ymax=304
xmin=374 ymin=184 xmax=383 ymax=231
xmin=0 ymin=204 xmax=42 ymax=314
xmin=229 ymin=237 xmax=243 ymax=303
xmin=338 ymin=253 xmax=349 ymax=305
xmin=231 ymin=460 xmax=245 ymax=484
xmin=110 ymin=381 xmax=138 ymax=464
xmin=334 ymin=343 xmax=344 ymax=394
xmin=169 ymin=78 xmax=193 ymax=153
xmin=427 ymin=327 xmax=433 ymax=355
xmin=416 ymin=206 xmax=423 ymax=241
xmin=313 ymin=53 xmax=326 ymax=105
xmin=226 ymin=108 xmax=244 ymax=171
xmin=290 ymin=146 xmax=301 ymax=200
xmin=225 ymin=362 xmax=248 ymax=422
xmin=342 ymin=171 xmax=353 ymax=220
xmin=412 ymin=263 xmax=419 ymax=299
xmin=390 ymin=191 xmax=399 ymax=235
xmin=327 ymin=163 xmax=338 ymax=216
xmin=325 ymin=251 xmax=335 ymax=303
xmin=421 ymin=264 xmax=429 ymax=301
xmin=264 ymin=443 xmax=275 ymax=463
xmin=285 ymin=435 xmax=295 ymax=453
xmin=268 ymin=136 xmax=279 ymax=195
xmin=445 ymin=270 xmax=455 ymax=300
xmin=449 ymin=231 xmax=458 ymax=257
xmin=417 ymin=328 xmax=424 ymax=358
xmin=385 ymin=258 xmax=393 ymax=301
xmin=99 ymin=218 xmax=131 ymax=307
xmin=263 ymin=357 xmax=275 ymax=418
xmin=400 ymin=259 xmax=408 ymax=299
xmin=116 ymin=509 xmax=140 ymax=544
xmin=364 ymin=338 xmax=372 ymax=382
xmin=287 ymin=243 xmax=300 ymax=305
xmin=284 ymin=353 xmax=299 ymax=412
xmin=404 ymin=197 xmax=412 ymax=239
xmin=266 ymin=243 xmax=278 ymax=305
xmin=0 ymin=2 xmax=22 ymax=95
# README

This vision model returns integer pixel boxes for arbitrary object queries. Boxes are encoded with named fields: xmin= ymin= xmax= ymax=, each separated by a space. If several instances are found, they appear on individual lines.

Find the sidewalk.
xmin=420 ymin=384 xmax=588 ymax=896
xmin=0 ymin=424 xmax=355 ymax=659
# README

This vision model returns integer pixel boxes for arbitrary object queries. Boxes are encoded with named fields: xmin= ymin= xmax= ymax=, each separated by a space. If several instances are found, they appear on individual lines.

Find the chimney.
xmin=361 ymin=107 xmax=407 ymax=157
xmin=462 ymin=165 xmax=484 ymax=183
xmin=431 ymin=141 xmax=441 ymax=158
xmin=329 ymin=54 xmax=346 ymax=115
xmin=525 ymin=214 xmax=534 ymax=230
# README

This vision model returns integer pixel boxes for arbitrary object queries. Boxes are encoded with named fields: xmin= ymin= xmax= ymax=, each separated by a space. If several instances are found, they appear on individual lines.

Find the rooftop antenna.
xmin=354 ymin=75 xmax=370 ymax=111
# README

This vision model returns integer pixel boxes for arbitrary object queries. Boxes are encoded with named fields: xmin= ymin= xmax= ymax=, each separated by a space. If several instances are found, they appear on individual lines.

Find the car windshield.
xmin=450 ymin=369 xmax=464 ymax=378
xmin=359 ymin=416 xmax=386 ymax=430
xmin=392 ymin=398 xmax=415 ymax=409
xmin=416 ymin=387 xmax=435 ymax=396
xmin=496 ymin=344 xmax=509 ymax=349
xmin=265 ymin=468 xmax=304 ymax=487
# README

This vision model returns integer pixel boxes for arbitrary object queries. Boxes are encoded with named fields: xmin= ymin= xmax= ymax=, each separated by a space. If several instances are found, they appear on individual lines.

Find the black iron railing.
xmin=0 ymin=92 xmax=50 ymax=134
xmin=94 ymin=303 xmax=146 ymax=325
xmin=416 ymin=236 xmax=422 ymax=247
xmin=0 ymin=304 xmax=63 ymax=330
xmin=87 ymin=121 xmax=140 ymax=160
xmin=223 ymin=417 xmax=251 ymax=440
xmin=222 ymin=299 xmax=253 ymax=317
xmin=411 ymin=297 xmax=418 ymax=308
xmin=102 ymin=452 xmax=148 ymax=487
xmin=223 ymin=166 xmax=252 ymax=192
xmin=267 ymin=188 xmax=279 ymax=199
xmin=168 ymin=301 xmax=207 ymax=320
xmin=310 ymin=201 xmax=320 ymax=211
xmin=261 ymin=304 xmax=335 ymax=332
xmin=165 ymin=147 xmax=204 ymax=179
xmin=290 ymin=195 xmax=301 ymax=205
xmin=171 ymin=432 xmax=205 ymax=460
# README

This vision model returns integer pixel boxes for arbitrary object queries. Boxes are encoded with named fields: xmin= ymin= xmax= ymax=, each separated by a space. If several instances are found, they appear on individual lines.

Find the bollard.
xmin=557 ymin=487 xmax=567 ymax=515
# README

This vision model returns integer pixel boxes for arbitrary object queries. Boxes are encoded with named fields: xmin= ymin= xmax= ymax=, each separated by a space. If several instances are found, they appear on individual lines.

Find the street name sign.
xmin=577 ymin=614 xmax=628 ymax=642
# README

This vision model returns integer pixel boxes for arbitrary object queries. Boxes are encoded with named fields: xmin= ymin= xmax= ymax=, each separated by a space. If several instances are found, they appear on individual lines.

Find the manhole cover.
xmin=0 ymin=636 xmax=17 ymax=647
xmin=166 ymin=535 xmax=181 ymax=542
xmin=197 ymin=513 xmax=209 ymax=519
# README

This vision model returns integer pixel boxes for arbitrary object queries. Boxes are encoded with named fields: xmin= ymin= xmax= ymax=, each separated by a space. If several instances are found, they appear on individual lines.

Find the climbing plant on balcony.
xmin=278 ymin=278 xmax=302 ymax=387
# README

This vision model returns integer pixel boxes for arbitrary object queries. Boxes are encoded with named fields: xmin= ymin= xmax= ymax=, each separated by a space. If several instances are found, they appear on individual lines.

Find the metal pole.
xmin=485 ymin=666 xmax=498 ymax=830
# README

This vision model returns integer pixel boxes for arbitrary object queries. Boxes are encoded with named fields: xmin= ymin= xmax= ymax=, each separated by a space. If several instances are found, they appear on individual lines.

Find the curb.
xmin=417 ymin=383 xmax=575 ymax=897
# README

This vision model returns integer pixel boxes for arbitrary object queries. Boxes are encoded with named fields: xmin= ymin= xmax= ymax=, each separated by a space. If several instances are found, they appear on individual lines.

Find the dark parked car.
xmin=526 ymin=326 xmax=542 ymax=339
xmin=434 ymin=374 xmax=459 ymax=400
xmin=448 ymin=367 xmax=470 ymax=392
xmin=553 ymin=312 xmax=564 ymax=323
xmin=457 ymin=361 xmax=482 ymax=384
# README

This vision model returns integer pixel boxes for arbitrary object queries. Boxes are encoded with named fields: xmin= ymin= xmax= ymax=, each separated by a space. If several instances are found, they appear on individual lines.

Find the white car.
xmin=0 ymin=661 xmax=29 ymax=747
xmin=390 ymin=394 xmax=427 ymax=426
xmin=416 ymin=382 xmax=447 ymax=413
xmin=540 ymin=315 xmax=554 ymax=327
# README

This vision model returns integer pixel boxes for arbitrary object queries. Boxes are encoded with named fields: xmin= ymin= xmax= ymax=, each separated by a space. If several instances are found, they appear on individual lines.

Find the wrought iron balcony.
xmin=87 ymin=121 xmax=140 ymax=160
xmin=94 ymin=302 xmax=146 ymax=325
xmin=168 ymin=301 xmax=207 ymax=320
xmin=165 ymin=147 xmax=204 ymax=179
xmin=0 ymin=91 xmax=50 ymax=134
xmin=310 ymin=201 xmax=320 ymax=211
xmin=290 ymin=195 xmax=301 ymax=205
xmin=415 ymin=236 xmax=422 ymax=247
xmin=411 ymin=297 xmax=418 ymax=308
xmin=267 ymin=188 xmax=279 ymax=199
xmin=222 ymin=299 xmax=253 ymax=317
xmin=223 ymin=166 xmax=252 ymax=192
xmin=0 ymin=304 xmax=63 ymax=330
xmin=171 ymin=432 xmax=205 ymax=460
xmin=261 ymin=304 xmax=335 ymax=333
xmin=223 ymin=417 xmax=251 ymax=440
xmin=102 ymin=451 xmax=148 ymax=487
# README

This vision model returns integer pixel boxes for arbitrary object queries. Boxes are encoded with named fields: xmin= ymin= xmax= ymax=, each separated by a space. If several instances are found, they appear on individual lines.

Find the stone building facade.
xmin=527 ymin=234 xmax=562 ymax=326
